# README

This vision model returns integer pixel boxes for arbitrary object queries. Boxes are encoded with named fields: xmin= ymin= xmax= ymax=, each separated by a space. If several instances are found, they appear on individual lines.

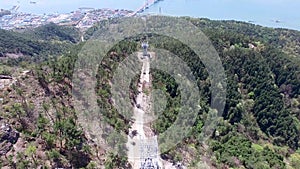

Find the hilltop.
xmin=0 ymin=17 xmax=299 ymax=168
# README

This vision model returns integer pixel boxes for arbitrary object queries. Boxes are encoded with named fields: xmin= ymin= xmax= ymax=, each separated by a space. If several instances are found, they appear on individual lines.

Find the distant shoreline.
xmin=1 ymin=0 xmax=299 ymax=31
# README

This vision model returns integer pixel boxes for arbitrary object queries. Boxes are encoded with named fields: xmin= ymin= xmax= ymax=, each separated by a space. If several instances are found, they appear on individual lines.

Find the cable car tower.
xmin=141 ymin=41 xmax=150 ymax=58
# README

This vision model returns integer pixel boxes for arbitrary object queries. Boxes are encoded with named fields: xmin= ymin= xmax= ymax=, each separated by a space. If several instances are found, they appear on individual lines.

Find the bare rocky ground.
xmin=0 ymin=67 xmax=107 ymax=168
xmin=126 ymin=52 xmax=186 ymax=169
xmin=127 ymin=52 xmax=154 ymax=168
xmin=0 ymin=69 xmax=48 ymax=167
xmin=0 ymin=56 xmax=191 ymax=168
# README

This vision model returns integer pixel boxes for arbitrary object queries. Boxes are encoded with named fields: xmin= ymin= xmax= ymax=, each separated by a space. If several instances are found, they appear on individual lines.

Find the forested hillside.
xmin=24 ymin=22 xmax=81 ymax=43
xmin=0 ymin=23 xmax=80 ymax=61
xmin=0 ymin=17 xmax=299 ymax=168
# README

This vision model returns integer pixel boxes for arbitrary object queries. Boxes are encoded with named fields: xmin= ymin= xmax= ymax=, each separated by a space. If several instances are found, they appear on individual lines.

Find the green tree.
xmin=25 ymin=144 xmax=37 ymax=167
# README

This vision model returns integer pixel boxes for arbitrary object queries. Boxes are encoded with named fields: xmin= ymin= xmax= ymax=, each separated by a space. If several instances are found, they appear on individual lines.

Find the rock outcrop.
xmin=0 ymin=123 xmax=19 ymax=155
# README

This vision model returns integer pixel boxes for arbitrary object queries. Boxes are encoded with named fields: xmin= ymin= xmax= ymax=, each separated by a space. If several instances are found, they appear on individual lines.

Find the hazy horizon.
xmin=1 ymin=0 xmax=299 ymax=30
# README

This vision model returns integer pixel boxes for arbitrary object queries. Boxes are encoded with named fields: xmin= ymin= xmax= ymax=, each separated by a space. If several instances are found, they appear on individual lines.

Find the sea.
xmin=1 ymin=0 xmax=299 ymax=31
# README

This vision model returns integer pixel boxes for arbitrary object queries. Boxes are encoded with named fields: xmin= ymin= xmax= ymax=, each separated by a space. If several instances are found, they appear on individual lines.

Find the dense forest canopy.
xmin=0 ymin=23 xmax=80 ymax=62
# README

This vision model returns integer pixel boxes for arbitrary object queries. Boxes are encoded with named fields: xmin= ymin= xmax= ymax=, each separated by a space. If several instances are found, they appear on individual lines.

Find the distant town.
xmin=0 ymin=7 xmax=134 ymax=30
xmin=0 ymin=0 xmax=164 ymax=31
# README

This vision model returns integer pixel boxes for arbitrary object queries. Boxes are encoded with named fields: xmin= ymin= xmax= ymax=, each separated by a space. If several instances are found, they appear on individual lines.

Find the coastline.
xmin=0 ymin=0 xmax=299 ymax=31
xmin=143 ymin=0 xmax=300 ymax=31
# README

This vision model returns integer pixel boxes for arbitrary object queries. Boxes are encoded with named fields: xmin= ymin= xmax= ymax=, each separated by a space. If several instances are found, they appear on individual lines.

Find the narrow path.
xmin=127 ymin=51 xmax=185 ymax=169
xmin=127 ymin=52 xmax=162 ymax=169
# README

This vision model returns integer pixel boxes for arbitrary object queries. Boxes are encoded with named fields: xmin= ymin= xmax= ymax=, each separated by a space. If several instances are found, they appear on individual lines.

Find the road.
xmin=127 ymin=52 xmax=162 ymax=169
xmin=127 ymin=0 xmax=158 ymax=17
xmin=126 ymin=51 xmax=186 ymax=169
